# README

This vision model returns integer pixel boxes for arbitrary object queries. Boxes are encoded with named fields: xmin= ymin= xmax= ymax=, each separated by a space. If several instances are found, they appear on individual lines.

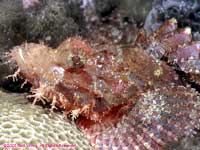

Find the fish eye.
xmin=72 ymin=55 xmax=81 ymax=64
xmin=71 ymin=55 xmax=84 ymax=68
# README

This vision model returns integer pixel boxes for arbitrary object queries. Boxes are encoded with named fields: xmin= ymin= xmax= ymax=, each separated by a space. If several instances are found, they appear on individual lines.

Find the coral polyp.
xmin=8 ymin=19 xmax=200 ymax=149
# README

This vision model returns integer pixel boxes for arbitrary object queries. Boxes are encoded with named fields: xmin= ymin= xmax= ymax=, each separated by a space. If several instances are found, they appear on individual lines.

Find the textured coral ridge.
xmin=8 ymin=19 xmax=200 ymax=149
xmin=0 ymin=90 xmax=91 ymax=150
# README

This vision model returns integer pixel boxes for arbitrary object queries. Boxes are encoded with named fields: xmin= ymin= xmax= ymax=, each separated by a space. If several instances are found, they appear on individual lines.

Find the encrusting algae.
xmin=5 ymin=19 xmax=200 ymax=149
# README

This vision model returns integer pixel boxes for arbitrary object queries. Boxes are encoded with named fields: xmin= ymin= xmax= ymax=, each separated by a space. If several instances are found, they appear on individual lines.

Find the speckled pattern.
xmin=0 ymin=90 xmax=92 ymax=150
xmin=5 ymin=18 xmax=200 ymax=149
xmin=83 ymin=86 xmax=200 ymax=150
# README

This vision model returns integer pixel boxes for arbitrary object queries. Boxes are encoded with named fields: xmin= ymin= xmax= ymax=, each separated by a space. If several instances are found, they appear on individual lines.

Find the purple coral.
xmin=22 ymin=0 xmax=40 ymax=9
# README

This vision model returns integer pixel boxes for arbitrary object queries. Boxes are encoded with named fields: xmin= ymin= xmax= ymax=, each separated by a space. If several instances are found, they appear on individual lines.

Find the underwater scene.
xmin=1 ymin=0 xmax=200 ymax=150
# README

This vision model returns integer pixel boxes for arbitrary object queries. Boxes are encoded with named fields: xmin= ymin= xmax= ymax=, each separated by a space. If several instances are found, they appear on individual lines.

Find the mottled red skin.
xmin=9 ymin=34 xmax=179 ymax=129
xmin=83 ymin=85 xmax=200 ymax=149
xmin=9 ymin=38 xmax=132 ymax=128
xmin=8 ymin=19 xmax=200 ymax=150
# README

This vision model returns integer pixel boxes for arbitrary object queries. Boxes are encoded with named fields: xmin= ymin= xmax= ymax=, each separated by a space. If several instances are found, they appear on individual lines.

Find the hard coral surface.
xmin=0 ymin=0 xmax=24 ymax=86
xmin=0 ymin=0 xmax=24 ymax=50
xmin=0 ymin=89 xmax=91 ymax=149
xmin=144 ymin=0 xmax=200 ymax=38
xmin=119 ymin=0 xmax=153 ymax=23
xmin=25 ymin=0 xmax=82 ymax=48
